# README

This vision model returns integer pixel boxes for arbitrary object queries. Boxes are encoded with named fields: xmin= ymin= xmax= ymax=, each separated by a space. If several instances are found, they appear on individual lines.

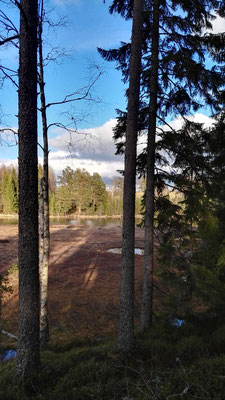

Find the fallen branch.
xmin=153 ymin=283 xmax=168 ymax=296
xmin=1 ymin=330 xmax=17 ymax=340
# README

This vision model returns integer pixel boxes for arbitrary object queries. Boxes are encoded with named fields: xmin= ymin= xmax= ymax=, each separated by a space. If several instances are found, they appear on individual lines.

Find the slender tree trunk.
xmin=190 ymin=167 xmax=193 ymax=254
xmin=38 ymin=9 xmax=50 ymax=348
xmin=16 ymin=0 xmax=40 ymax=381
xmin=39 ymin=179 xmax=44 ymax=266
xmin=0 ymin=277 xmax=2 ymax=357
xmin=117 ymin=0 xmax=144 ymax=352
xmin=141 ymin=0 xmax=159 ymax=330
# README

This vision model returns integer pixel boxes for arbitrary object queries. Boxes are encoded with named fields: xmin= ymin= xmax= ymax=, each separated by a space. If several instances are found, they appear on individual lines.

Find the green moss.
xmin=1 ymin=329 xmax=225 ymax=400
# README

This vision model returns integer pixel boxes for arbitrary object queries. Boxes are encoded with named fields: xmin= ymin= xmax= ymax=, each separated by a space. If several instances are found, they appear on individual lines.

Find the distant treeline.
xmin=0 ymin=164 xmax=144 ymax=216
xmin=0 ymin=165 xmax=18 ymax=214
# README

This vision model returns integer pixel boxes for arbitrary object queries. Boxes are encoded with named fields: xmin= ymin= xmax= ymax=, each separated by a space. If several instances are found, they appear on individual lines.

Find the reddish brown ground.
xmin=0 ymin=224 xmax=164 ymax=340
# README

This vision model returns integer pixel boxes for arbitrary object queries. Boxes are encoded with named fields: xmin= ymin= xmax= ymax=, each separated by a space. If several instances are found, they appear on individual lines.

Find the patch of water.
xmin=55 ymin=218 xmax=124 ymax=227
xmin=107 ymin=248 xmax=144 ymax=255
xmin=0 ymin=217 xmax=142 ymax=227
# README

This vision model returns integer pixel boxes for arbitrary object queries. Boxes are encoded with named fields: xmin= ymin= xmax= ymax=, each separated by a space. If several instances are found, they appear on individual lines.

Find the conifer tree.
xmin=99 ymin=0 xmax=224 ymax=329
xmin=8 ymin=167 xmax=18 ymax=213
xmin=0 ymin=166 xmax=18 ymax=213
xmin=16 ymin=0 xmax=40 ymax=382
xmin=141 ymin=0 xmax=159 ymax=330
xmin=155 ymin=111 xmax=225 ymax=321
xmin=91 ymin=173 xmax=106 ymax=214
xmin=113 ymin=0 xmax=144 ymax=352
xmin=56 ymin=167 xmax=107 ymax=215
xmin=1 ymin=167 xmax=10 ymax=213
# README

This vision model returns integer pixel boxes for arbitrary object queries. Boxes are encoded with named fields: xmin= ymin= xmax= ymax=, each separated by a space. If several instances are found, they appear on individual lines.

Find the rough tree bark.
xmin=117 ymin=0 xmax=144 ymax=352
xmin=0 ymin=276 xmax=2 ymax=355
xmin=141 ymin=0 xmax=159 ymax=330
xmin=16 ymin=0 xmax=40 ymax=381
xmin=38 ymin=5 xmax=50 ymax=348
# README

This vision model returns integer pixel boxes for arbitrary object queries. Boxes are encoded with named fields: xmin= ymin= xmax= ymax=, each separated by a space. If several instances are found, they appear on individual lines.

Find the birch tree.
xmin=37 ymin=1 xmax=102 ymax=346
xmin=38 ymin=0 xmax=50 ymax=349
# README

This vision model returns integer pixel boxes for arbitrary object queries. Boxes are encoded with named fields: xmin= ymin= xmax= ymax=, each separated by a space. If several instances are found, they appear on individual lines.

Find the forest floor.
xmin=1 ymin=225 xmax=225 ymax=400
xmin=0 ymin=224 xmax=165 ymax=342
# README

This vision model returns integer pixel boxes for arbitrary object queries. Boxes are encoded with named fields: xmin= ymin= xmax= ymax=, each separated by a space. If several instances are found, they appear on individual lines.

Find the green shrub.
xmin=177 ymin=335 xmax=203 ymax=359
xmin=8 ymin=263 xmax=18 ymax=275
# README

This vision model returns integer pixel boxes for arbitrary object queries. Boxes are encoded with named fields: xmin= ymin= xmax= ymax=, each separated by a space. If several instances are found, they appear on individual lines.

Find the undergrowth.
xmin=1 ymin=316 xmax=225 ymax=399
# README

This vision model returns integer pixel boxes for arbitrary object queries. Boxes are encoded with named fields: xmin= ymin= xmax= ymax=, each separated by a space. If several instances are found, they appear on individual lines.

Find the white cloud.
xmin=203 ymin=14 xmax=225 ymax=35
xmin=211 ymin=15 xmax=225 ymax=34
xmin=48 ymin=118 xmax=124 ymax=180
xmin=166 ymin=113 xmax=215 ymax=131
xmin=48 ymin=114 xmax=215 ymax=180
xmin=0 ymin=159 xmax=17 ymax=168
xmin=0 ymin=119 xmax=124 ymax=181
xmin=49 ymin=118 xmax=123 ymax=162
xmin=48 ymin=154 xmax=124 ymax=181
xmin=0 ymin=127 xmax=18 ymax=147
xmin=0 ymin=114 xmax=215 ymax=181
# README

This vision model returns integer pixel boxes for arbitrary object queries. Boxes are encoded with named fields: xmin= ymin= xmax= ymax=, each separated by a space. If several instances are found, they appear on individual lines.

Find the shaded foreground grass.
xmin=1 ymin=316 xmax=225 ymax=399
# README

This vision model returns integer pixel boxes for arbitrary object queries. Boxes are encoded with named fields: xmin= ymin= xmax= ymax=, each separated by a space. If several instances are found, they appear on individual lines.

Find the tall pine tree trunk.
xmin=38 ymin=8 xmax=50 ymax=348
xmin=117 ymin=0 xmax=144 ymax=352
xmin=16 ymin=0 xmax=40 ymax=381
xmin=141 ymin=0 xmax=159 ymax=330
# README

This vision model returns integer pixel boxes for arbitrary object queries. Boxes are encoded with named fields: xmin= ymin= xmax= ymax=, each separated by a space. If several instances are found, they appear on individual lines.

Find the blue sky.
xmin=0 ymin=0 xmax=224 ymax=181
xmin=0 ymin=0 xmax=133 ymax=180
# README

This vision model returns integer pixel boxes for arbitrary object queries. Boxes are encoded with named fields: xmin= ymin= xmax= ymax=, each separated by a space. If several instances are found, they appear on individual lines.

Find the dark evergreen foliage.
xmin=99 ymin=0 xmax=225 ymax=328
xmin=156 ymin=115 xmax=225 ymax=322
xmin=99 ymin=0 xmax=224 ymax=136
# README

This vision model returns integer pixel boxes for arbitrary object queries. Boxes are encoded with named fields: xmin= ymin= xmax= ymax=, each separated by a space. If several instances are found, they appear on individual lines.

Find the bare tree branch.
xmin=0 ymin=34 xmax=19 ymax=46
xmin=45 ymin=66 xmax=103 ymax=108
xmin=0 ymin=127 xmax=17 ymax=135
xmin=0 ymin=127 xmax=18 ymax=146
xmin=38 ymin=142 xmax=45 ymax=152
xmin=0 ymin=9 xmax=19 ymax=48
xmin=0 ymin=65 xmax=18 ymax=88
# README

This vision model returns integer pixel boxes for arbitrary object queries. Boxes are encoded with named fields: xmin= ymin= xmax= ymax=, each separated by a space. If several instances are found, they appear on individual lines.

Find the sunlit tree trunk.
xmin=117 ymin=0 xmax=144 ymax=352
xmin=141 ymin=0 xmax=159 ymax=330
xmin=38 ymin=3 xmax=50 ymax=348
xmin=16 ymin=0 xmax=40 ymax=381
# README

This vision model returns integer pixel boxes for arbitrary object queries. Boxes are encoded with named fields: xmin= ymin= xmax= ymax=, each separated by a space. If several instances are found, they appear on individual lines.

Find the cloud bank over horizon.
xmin=0 ymin=113 xmax=217 ymax=183
xmin=48 ymin=118 xmax=124 ymax=182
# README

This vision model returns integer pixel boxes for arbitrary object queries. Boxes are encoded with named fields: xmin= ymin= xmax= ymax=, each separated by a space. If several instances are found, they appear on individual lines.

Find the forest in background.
xmin=0 ymin=164 xmax=146 ymax=216
xmin=0 ymin=163 xmax=184 ymax=217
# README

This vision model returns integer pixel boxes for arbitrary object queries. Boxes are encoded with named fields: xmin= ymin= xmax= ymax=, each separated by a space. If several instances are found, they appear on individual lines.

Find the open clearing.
xmin=0 ymin=224 xmax=163 ymax=339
